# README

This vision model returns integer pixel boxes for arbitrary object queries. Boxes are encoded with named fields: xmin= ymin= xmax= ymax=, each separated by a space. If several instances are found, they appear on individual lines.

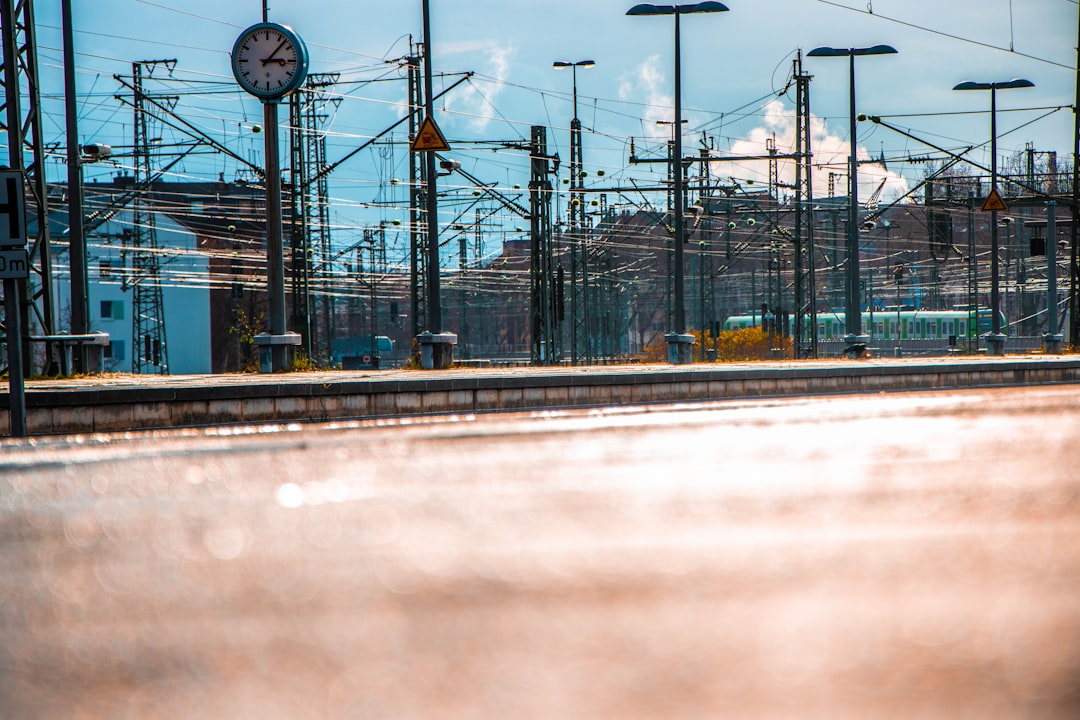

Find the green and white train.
xmin=723 ymin=308 xmax=1006 ymax=343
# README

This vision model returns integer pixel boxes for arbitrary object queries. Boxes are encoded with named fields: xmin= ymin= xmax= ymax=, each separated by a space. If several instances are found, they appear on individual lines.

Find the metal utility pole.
xmin=126 ymin=60 xmax=173 ymax=374
xmin=289 ymin=73 xmax=340 ymax=360
xmin=792 ymin=51 xmax=818 ymax=358
xmin=310 ymin=76 xmax=339 ymax=360
xmin=420 ymin=3 xmax=438 ymax=332
xmin=845 ymin=56 xmax=859 ymax=347
xmin=808 ymin=44 xmax=898 ymax=355
xmin=697 ymin=144 xmax=713 ymax=361
xmin=627 ymin=2 xmax=729 ymax=363
xmin=529 ymin=125 xmax=558 ymax=364
xmin=458 ymin=222 xmax=468 ymax=356
xmin=594 ymin=205 xmax=616 ymax=359
xmin=419 ymin=0 xmax=454 ymax=368
xmin=953 ymin=77 xmax=1034 ymax=355
xmin=407 ymin=45 xmax=427 ymax=340
xmin=288 ymin=91 xmax=312 ymax=358
xmin=666 ymin=139 xmax=675 ymax=329
xmin=62 ymin=0 xmax=89 ymax=373
xmin=989 ymin=86 xmax=1003 ymax=353
xmin=359 ymin=227 xmax=379 ymax=366
xmin=473 ymin=210 xmax=483 ymax=348
xmin=672 ymin=9 xmax=686 ymax=341
xmin=573 ymin=100 xmax=588 ymax=364
xmin=967 ymin=194 xmax=978 ymax=353
xmin=1 ymin=0 xmax=57 ymax=376
xmin=1045 ymin=201 xmax=1063 ymax=352
xmin=1 ymin=10 xmax=27 ymax=433
xmin=554 ymin=59 xmax=595 ymax=365
xmin=1070 ymin=6 xmax=1080 ymax=347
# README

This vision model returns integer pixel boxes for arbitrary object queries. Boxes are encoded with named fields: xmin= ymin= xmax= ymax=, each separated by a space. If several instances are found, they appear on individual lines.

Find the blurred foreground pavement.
xmin=2 ymin=385 xmax=1079 ymax=718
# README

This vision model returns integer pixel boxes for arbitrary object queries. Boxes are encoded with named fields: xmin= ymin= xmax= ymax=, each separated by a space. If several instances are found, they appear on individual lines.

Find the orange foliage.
xmin=713 ymin=327 xmax=792 ymax=361
xmin=638 ymin=327 xmax=792 ymax=363
xmin=639 ymin=336 xmax=668 ymax=363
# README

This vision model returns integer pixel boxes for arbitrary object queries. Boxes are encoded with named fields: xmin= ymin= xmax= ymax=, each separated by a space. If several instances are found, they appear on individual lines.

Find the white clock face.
xmin=232 ymin=24 xmax=308 ymax=99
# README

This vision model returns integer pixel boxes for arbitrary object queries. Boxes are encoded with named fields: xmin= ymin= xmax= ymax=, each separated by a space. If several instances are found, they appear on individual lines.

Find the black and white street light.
xmin=952 ymin=78 xmax=1034 ymax=355
xmin=627 ymin=1 xmax=728 ymax=364
xmin=554 ymin=59 xmax=595 ymax=364
xmin=553 ymin=60 xmax=595 ymax=118
xmin=808 ymin=44 xmax=897 ymax=356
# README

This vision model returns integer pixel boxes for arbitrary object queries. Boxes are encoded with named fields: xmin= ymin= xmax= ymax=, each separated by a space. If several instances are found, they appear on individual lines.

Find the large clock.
xmin=231 ymin=22 xmax=309 ymax=100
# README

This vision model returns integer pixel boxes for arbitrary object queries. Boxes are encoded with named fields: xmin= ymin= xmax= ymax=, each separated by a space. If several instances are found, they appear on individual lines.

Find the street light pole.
xmin=672 ymin=8 xmax=685 ymax=340
xmin=627 ymin=1 xmax=728 ymax=364
xmin=808 ymin=44 xmax=897 ymax=357
xmin=554 ymin=59 xmax=595 ymax=365
xmin=953 ymin=78 xmax=1034 ymax=356
xmin=846 ymin=52 xmax=858 ymax=348
xmin=553 ymin=60 xmax=595 ymax=124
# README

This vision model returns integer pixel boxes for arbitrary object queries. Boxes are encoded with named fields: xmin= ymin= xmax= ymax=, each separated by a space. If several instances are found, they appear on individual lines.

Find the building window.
xmin=100 ymin=300 xmax=124 ymax=320
xmin=104 ymin=340 xmax=125 ymax=361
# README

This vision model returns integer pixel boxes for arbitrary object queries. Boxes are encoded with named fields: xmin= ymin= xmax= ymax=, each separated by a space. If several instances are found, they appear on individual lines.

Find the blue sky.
xmin=16 ymin=0 xmax=1079 ymax=257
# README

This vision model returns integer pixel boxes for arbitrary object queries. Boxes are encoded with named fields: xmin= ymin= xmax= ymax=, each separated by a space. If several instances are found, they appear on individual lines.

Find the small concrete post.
xmin=418 ymin=331 xmax=458 ymax=370
xmin=665 ymin=332 xmax=695 ymax=364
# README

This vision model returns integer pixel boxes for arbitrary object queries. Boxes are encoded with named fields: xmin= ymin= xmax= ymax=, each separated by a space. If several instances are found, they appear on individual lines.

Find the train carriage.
xmin=723 ymin=308 xmax=1006 ymax=344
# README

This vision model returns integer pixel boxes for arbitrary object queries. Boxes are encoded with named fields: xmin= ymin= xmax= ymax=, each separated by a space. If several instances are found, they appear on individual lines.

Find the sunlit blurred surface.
xmin=2 ymin=386 xmax=1079 ymax=718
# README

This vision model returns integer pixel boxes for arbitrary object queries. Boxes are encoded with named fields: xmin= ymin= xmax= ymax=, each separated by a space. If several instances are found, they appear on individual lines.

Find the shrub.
xmin=714 ymin=327 xmax=791 ymax=361
xmin=638 ymin=327 xmax=791 ymax=363
xmin=288 ymin=352 xmax=320 ymax=372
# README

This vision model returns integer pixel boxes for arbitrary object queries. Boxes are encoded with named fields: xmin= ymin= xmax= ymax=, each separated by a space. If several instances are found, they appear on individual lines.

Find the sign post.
xmin=0 ymin=169 xmax=28 ymax=437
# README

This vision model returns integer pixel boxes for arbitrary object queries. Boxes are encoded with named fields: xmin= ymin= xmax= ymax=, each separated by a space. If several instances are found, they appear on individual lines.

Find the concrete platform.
xmin=3 ymin=355 xmax=1080 ymax=437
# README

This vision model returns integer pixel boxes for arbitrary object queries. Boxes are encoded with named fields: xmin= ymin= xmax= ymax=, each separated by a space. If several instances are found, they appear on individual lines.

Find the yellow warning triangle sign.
xmin=410 ymin=115 xmax=450 ymax=152
xmin=981 ymin=187 xmax=1008 ymax=213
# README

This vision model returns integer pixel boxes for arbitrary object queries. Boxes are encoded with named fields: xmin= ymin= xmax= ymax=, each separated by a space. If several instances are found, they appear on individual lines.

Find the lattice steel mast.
xmin=793 ymin=51 xmax=818 ymax=358
xmin=529 ymin=125 xmax=558 ymax=364
xmin=408 ymin=43 xmax=428 ymax=339
xmin=126 ymin=59 xmax=173 ymax=374
xmin=289 ymin=73 xmax=340 ymax=359
xmin=0 ymin=0 xmax=57 ymax=373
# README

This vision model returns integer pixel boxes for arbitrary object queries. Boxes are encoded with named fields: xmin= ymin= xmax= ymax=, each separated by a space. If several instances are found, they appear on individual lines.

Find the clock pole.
xmin=263 ymin=97 xmax=290 ymax=371
xmin=231 ymin=22 xmax=307 ymax=372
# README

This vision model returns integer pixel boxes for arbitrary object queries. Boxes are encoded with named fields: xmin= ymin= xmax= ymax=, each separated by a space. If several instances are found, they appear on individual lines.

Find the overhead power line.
xmin=814 ymin=0 xmax=1074 ymax=70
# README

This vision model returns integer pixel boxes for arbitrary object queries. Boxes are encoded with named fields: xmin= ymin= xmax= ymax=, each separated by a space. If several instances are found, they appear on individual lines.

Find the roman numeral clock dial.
xmin=231 ymin=23 xmax=309 ymax=100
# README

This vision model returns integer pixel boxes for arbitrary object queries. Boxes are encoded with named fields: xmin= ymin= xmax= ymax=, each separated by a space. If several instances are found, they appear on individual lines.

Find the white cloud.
xmin=441 ymin=42 xmax=515 ymax=132
xmin=719 ymin=100 xmax=911 ymax=204
xmin=619 ymin=55 xmax=674 ymax=138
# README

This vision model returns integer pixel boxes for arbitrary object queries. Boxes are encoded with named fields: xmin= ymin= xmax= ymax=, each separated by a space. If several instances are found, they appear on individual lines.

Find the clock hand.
xmin=261 ymin=39 xmax=287 ymax=66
